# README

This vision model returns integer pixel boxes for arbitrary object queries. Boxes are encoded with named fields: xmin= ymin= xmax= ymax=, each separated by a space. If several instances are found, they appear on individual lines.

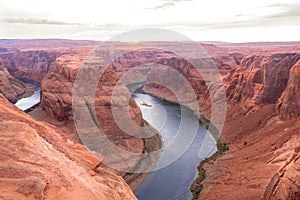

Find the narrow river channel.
xmin=15 ymin=89 xmax=41 ymax=111
xmin=132 ymin=93 xmax=217 ymax=200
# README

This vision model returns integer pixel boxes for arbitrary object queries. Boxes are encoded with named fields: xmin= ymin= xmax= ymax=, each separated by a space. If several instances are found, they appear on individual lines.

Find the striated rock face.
xmin=278 ymin=60 xmax=300 ymax=119
xmin=264 ymin=61 xmax=300 ymax=199
xmin=212 ymin=53 xmax=243 ymax=76
xmin=0 ymin=50 xmax=60 ymax=82
xmin=40 ymin=49 xmax=144 ymax=163
xmin=265 ymin=131 xmax=300 ymax=200
xmin=0 ymin=58 xmax=26 ymax=102
xmin=40 ymin=50 xmax=83 ymax=121
xmin=198 ymin=51 xmax=300 ymax=200
xmin=134 ymin=52 xmax=209 ymax=105
xmin=0 ymin=94 xmax=136 ymax=200
xmin=225 ymin=53 xmax=300 ymax=107
xmin=96 ymin=47 xmax=220 ymax=118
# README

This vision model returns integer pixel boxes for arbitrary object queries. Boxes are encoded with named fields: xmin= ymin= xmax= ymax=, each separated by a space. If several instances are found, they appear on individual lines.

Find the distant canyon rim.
xmin=0 ymin=39 xmax=300 ymax=200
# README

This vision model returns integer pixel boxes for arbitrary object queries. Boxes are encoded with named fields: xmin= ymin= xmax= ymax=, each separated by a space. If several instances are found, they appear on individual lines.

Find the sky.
xmin=0 ymin=0 xmax=300 ymax=42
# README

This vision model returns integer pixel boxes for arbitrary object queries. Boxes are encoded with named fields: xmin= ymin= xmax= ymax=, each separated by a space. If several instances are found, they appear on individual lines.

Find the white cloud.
xmin=0 ymin=0 xmax=299 ymax=42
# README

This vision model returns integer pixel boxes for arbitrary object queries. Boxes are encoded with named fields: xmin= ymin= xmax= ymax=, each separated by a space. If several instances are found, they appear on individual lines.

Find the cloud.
xmin=1 ymin=18 xmax=80 ymax=25
xmin=267 ymin=2 xmax=300 ymax=19
xmin=171 ymin=1 xmax=300 ymax=30
xmin=147 ymin=0 xmax=193 ymax=9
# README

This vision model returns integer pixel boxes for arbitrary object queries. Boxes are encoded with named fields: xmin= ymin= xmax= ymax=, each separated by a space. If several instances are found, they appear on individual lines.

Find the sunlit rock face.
xmin=0 ymin=94 xmax=137 ymax=200
xmin=40 ymin=49 xmax=144 ymax=170
xmin=225 ymin=53 xmax=300 ymax=106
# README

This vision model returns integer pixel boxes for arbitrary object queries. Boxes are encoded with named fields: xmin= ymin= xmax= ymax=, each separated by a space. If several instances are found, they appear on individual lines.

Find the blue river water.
xmin=132 ymin=93 xmax=217 ymax=200
xmin=15 ymin=89 xmax=41 ymax=111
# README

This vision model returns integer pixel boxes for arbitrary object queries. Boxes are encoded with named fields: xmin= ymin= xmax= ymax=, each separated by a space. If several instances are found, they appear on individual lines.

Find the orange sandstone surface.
xmin=0 ymin=94 xmax=136 ymax=200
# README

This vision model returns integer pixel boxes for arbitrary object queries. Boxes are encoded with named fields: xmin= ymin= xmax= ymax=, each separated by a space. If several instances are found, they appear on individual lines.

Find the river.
xmin=15 ymin=89 xmax=41 ymax=111
xmin=132 ymin=93 xmax=217 ymax=200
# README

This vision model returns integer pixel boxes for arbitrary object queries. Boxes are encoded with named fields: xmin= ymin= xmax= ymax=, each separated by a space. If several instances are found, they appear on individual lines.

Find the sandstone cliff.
xmin=0 ymin=94 xmax=136 ymax=200
xmin=0 ymin=58 xmax=26 ymax=102
xmin=264 ymin=132 xmax=300 ymax=200
xmin=225 ymin=53 xmax=300 ymax=106
xmin=198 ymin=51 xmax=300 ymax=199
xmin=263 ymin=60 xmax=300 ymax=200
xmin=278 ymin=60 xmax=300 ymax=119
xmin=0 ymin=50 xmax=60 ymax=82
xmin=40 ymin=49 xmax=144 ymax=171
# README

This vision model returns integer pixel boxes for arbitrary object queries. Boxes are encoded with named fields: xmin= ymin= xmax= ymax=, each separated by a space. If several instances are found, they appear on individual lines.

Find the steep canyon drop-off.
xmin=0 ymin=41 xmax=300 ymax=199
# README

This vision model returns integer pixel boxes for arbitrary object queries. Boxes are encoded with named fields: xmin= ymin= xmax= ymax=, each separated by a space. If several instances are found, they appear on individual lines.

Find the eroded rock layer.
xmin=40 ymin=49 xmax=144 ymax=168
xmin=226 ymin=53 xmax=300 ymax=106
xmin=278 ymin=60 xmax=300 ymax=119
xmin=0 ymin=94 xmax=136 ymax=200
xmin=198 ymin=51 xmax=300 ymax=199
xmin=0 ymin=58 xmax=26 ymax=102
xmin=0 ymin=50 xmax=60 ymax=82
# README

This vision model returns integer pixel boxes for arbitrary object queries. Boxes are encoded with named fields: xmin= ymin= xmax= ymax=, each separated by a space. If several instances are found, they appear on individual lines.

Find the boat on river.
xmin=140 ymin=101 xmax=152 ymax=107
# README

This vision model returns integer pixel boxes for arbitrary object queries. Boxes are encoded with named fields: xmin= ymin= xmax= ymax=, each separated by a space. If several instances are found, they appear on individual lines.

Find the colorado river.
xmin=133 ymin=93 xmax=217 ymax=200
xmin=15 ymin=89 xmax=41 ymax=111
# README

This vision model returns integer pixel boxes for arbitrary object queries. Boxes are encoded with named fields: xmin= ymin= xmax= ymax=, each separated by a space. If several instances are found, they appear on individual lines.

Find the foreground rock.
xmin=265 ymin=134 xmax=300 ymax=200
xmin=264 ymin=60 xmax=300 ymax=200
xmin=0 ymin=94 xmax=136 ymax=200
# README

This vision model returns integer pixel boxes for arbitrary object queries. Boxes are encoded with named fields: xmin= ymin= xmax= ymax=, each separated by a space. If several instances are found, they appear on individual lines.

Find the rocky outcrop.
xmin=0 ymin=50 xmax=60 ymax=82
xmin=278 ymin=60 xmax=300 ymax=119
xmin=198 ymin=52 xmax=300 ymax=199
xmin=226 ymin=53 xmax=300 ymax=107
xmin=0 ymin=58 xmax=26 ymax=102
xmin=40 ymin=50 xmax=144 ymax=167
xmin=40 ymin=50 xmax=82 ymax=121
xmin=0 ymin=94 xmax=136 ymax=200
xmin=221 ymin=53 xmax=300 ymax=199
xmin=263 ymin=61 xmax=300 ymax=199
xmin=265 ymin=130 xmax=300 ymax=200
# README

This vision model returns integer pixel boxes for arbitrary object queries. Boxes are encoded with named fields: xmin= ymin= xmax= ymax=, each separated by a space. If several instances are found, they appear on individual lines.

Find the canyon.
xmin=0 ymin=39 xmax=300 ymax=199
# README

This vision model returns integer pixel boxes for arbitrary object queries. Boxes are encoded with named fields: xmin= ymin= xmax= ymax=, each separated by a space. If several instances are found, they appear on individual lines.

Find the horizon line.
xmin=0 ymin=38 xmax=300 ymax=44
